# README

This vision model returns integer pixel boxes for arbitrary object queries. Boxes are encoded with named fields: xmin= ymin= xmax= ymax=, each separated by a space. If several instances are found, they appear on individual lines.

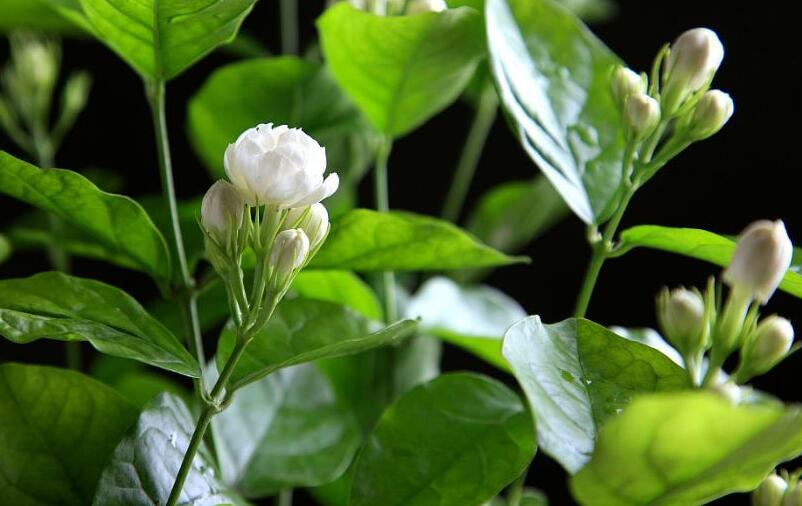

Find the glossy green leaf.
xmin=406 ymin=276 xmax=526 ymax=371
xmin=503 ymin=316 xmax=689 ymax=473
xmin=0 ymin=0 xmax=82 ymax=32
xmin=292 ymin=270 xmax=383 ymax=320
xmin=6 ymin=222 xmax=140 ymax=271
xmin=212 ymin=363 xmax=360 ymax=497
xmin=467 ymin=176 xmax=569 ymax=253
xmin=318 ymin=4 xmax=485 ymax=137
xmin=486 ymin=0 xmax=626 ymax=225
xmin=318 ymin=335 xmax=442 ymax=434
xmin=216 ymin=298 xmax=416 ymax=389
xmin=0 ymin=151 xmax=171 ymax=281
xmin=311 ymin=209 xmax=526 ymax=271
xmin=619 ymin=225 xmax=802 ymax=299
xmin=50 ymin=0 xmax=257 ymax=80
xmin=148 ymin=279 xmax=229 ymax=337
xmin=188 ymin=56 xmax=377 ymax=183
xmin=93 ymin=393 xmax=241 ymax=505
xmin=138 ymin=195 xmax=204 ymax=276
xmin=350 ymin=373 xmax=536 ymax=506
xmin=91 ymin=355 xmax=190 ymax=408
xmin=0 ymin=363 xmax=138 ymax=506
xmin=0 ymin=272 xmax=200 ymax=377
xmin=571 ymin=392 xmax=802 ymax=505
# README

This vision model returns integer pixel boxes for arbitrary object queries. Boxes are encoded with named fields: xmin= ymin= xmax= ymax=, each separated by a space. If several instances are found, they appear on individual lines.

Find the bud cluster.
xmin=0 ymin=32 xmax=92 ymax=166
xmin=655 ymin=220 xmax=795 ymax=389
xmin=200 ymin=124 xmax=339 ymax=337
xmin=609 ymin=28 xmax=732 ymax=184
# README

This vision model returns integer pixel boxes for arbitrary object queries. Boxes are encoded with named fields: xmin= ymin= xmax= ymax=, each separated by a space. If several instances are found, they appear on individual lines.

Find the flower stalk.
xmin=145 ymin=79 xmax=206 ymax=392
xmin=374 ymin=136 xmax=397 ymax=322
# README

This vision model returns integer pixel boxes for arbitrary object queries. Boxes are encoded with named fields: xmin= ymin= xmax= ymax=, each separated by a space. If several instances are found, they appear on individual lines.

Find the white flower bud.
xmin=285 ymin=203 xmax=330 ymax=250
xmin=687 ymin=90 xmax=734 ymax=140
xmin=611 ymin=66 xmax=646 ymax=108
xmin=224 ymin=123 xmax=339 ymax=209
xmin=624 ymin=94 xmax=661 ymax=140
xmin=62 ymin=71 xmax=92 ymax=117
xmin=657 ymin=287 xmax=706 ymax=356
xmin=723 ymin=220 xmax=792 ymax=304
xmin=741 ymin=316 xmax=794 ymax=378
xmin=662 ymin=28 xmax=724 ymax=115
xmin=406 ymin=0 xmax=447 ymax=14
xmin=12 ymin=35 xmax=59 ymax=92
xmin=752 ymin=473 xmax=788 ymax=506
xmin=783 ymin=482 xmax=802 ymax=506
xmin=270 ymin=229 xmax=310 ymax=276
xmin=201 ymin=180 xmax=246 ymax=244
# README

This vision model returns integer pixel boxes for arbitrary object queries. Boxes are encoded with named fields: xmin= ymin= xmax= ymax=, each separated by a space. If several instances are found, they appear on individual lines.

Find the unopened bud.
xmin=752 ymin=473 xmax=788 ymax=506
xmin=270 ymin=229 xmax=310 ymax=276
xmin=62 ymin=71 xmax=92 ymax=116
xmin=624 ymin=94 xmax=661 ymax=140
xmin=662 ymin=28 xmax=724 ymax=115
xmin=406 ymin=0 xmax=447 ymax=14
xmin=783 ymin=482 xmax=802 ymax=506
xmin=285 ymin=203 xmax=330 ymax=250
xmin=201 ymin=180 xmax=245 ymax=244
xmin=687 ymin=90 xmax=733 ymax=140
xmin=723 ymin=220 xmax=792 ymax=304
xmin=8 ymin=33 xmax=59 ymax=98
xmin=657 ymin=287 xmax=706 ymax=356
xmin=741 ymin=316 xmax=794 ymax=378
xmin=611 ymin=66 xmax=646 ymax=108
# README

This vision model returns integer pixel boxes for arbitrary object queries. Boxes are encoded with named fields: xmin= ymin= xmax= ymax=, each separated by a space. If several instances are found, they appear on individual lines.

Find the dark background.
xmin=1 ymin=1 xmax=799 ymax=504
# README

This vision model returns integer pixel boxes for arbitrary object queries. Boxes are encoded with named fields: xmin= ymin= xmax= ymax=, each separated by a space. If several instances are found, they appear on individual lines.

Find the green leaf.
xmin=467 ymin=176 xmax=569 ymax=253
xmin=311 ymin=209 xmax=526 ymax=271
xmin=138 ymin=195 xmax=204 ymax=276
xmin=570 ymin=392 xmax=802 ymax=505
xmin=53 ymin=0 xmax=257 ymax=80
xmin=318 ymin=336 xmax=442 ymax=433
xmin=0 ymin=0 xmax=83 ymax=32
xmin=0 ymin=151 xmax=171 ymax=281
xmin=148 ymin=278 xmax=229 ymax=337
xmin=212 ymin=363 xmax=360 ymax=497
xmin=486 ymin=0 xmax=626 ymax=225
xmin=216 ymin=298 xmax=417 ymax=389
xmin=349 ymin=373 xmax=536 ymax=506
xmin=502 ymin=316 xmax=689 ymax=473
xmin=619 ymin=225 xmax=802 ymax=299
xmin=406 ymin=276 xmax=526 ymax=371
xmin=318 ymin=4 xmax=485 ymax=137
xmin=188 ymin=56 xmax=377 ymax=183
xmin=93 ymin=393 xmax=241 ymax=505
xmin=0 ymin=272 xmax=200 ymax=377
xmin=292 ymin=270 xmax=383 ymax=320
xmin=6 ymin=222 xmax=141 ymax=271
xmin=0 ymin=363 xmax=138 ymax=506
xmin=91 ymin=355 xmax=190 ymax=408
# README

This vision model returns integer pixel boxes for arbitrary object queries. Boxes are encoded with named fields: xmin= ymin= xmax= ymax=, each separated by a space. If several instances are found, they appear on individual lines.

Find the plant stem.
xmin=280 ymin=0 xmax=299 ymax=55
xmin=145 ymin=80 xmax=205 ymax=384
xmin=374 ymin=137 xmax=397 ymax=322
xmin=166 ymin=325 xmax=254 ymax=506
xmin=277 ymin=489 xmax=293 ymax=506
xmin=573 ymin=145 xmax=637 ymax=318
xmin=441 ymin=84 xmax=498 ymax=223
